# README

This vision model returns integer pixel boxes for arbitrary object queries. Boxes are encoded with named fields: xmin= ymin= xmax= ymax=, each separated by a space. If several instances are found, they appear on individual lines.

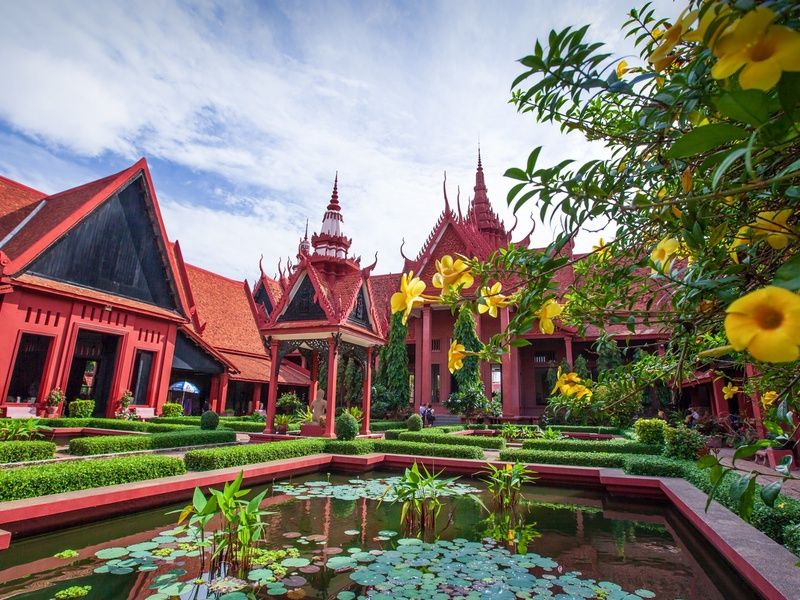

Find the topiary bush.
xmin=0 ymin=455 xmax=185 ymax=501
xmin=68 ymin=400 xmax=94 ymax=418
xmin=161 ymin=403 xmax=184 ymax=417
xmin=521 ymin=438 xmax=659 ymax=455
xmin=499 ymin=448 xmax=627 ymax=468
xmin=68 ymin=429 xmax=236 ymax=455
xmin=783 ymin=524 xmax=800 ymax=557
xmin=324 ymin=439 xmax=375 ymax=455
xmin=633 ymin=418 xmax=668 ymax=446
xmin=406 ymin=414 xmax=423 ymax=431
xmin=664 ymin=426 xmax=705 ymax=460
xmin=335 ymin=412 xmax=359 ymax=441
xmin=0 ymin=441 xmax=57 ymax=463
xmin=383 ymin=428 xmax=405 ymax=440
xmin=398 ymin=431 xmax=506 ymax=450
xmin=200 ymin=410 xmax=219 ymax=430
xmin=373 ymin=439 xmax=484 ymax=459
xmin=369 ymin=420 xmax=408 ymax=432
xmin=623 ymin=455 xmax=691 ymax=477
xmin=184 ymin=439 xmax=326 ymax=470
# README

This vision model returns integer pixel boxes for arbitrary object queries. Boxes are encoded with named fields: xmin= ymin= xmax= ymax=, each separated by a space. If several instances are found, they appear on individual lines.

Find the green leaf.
xmin=774 ymin=253 xmax=800 ymax=291
xmin=729 ymin=473 xmax=757 ymax=522
xmin=760 ymin=480 xmax=782 ymax=507
xmin=776 ymin=454 xmax=794 ymax=476
xmin=732 ymin=439 xmax=772 ymax=466
xmin=713 ymin=90 xmax=771 ymax=126
xmin=697 ymin=454 xmax=719 ymax=469
xmin=505 ymin=167 xmax=530 ymax=182
xmin=666 ymin=124 xmax=750 ymax=159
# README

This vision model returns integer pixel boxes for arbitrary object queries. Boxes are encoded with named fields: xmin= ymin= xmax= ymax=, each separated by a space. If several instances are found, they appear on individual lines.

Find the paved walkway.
xmin=715 ymin=447 xmax=800 ymax=501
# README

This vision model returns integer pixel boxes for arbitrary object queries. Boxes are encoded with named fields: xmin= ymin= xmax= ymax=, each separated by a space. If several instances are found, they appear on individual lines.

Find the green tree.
xmin=595 ymin=338 xmax=623 ymax=373
xmin=573 ymin=355 xmax=591 ymax=380
xmin=381 ymin=312 xmax=411 ymax=415
xmin=452 ymin=307 xmax=483 ymax=392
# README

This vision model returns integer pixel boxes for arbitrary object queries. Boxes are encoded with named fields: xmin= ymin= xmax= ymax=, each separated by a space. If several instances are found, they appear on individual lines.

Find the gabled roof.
xmin=0 ymin=175 xmax=46 ymax=243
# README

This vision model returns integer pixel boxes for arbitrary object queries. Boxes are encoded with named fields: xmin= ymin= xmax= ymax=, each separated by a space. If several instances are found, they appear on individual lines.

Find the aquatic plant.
xmin=0 ymin=418 xmax=46 ymax=441
xmin=53 ymin=585 xmax=91 ymax=599
xmin=274 ymin=476 xmax=477 ymax=502
xmin=481 ymin=510 xmax=542 ymax=554
xmin=53 ymin=549 xmax=79 ymax=559
xmin=482 ymin=462 xmax=537 ymax=510
xmin=385 ymin=463 xmax=457 ymax=537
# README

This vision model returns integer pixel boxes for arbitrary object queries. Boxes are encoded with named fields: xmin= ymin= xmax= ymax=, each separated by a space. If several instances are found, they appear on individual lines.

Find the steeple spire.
xmin=312 ymin=172 xmax=352 ymax=260
xmin=327 ymin=172 xmax=340 ymax=211
xmin=474 ymin=145 xmax=487 ymax=193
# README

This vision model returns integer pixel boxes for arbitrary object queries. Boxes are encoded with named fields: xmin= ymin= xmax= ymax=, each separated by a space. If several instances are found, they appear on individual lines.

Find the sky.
xmin=0 ymin=0 xmax=676 ymax=281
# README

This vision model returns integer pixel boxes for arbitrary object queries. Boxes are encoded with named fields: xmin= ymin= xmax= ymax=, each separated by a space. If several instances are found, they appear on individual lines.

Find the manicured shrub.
xmin=36 ymin=418 xmax=192 ymax=433
xmin=335 ymin=412 xmax=359 ymax=441
xmin=0 ymin=441 xmax=56 ymax=463
xmin=324 ymin=440 xmax=376 ymax=455
xmin=406 ymin=414 xmax=423 ymax=431
xmin=521 ymin=438 xmax=659 ymax=455
xmin=68 ymin=429 xmax=236 ymax=456
xmin=499 ymin=448 xmax=627 ymax=468
xmin=161 ymin=403 xmax=184 ymax=417
xmin=0 ymin=455 xmax=185 ymax=501
xmin=664 ymin=426 xmax=705 ymax=460
xmin=68 ymin=400 xmax=94 ymax=418
xmin=546 ymin=425 xmax=623 ymax=435
xmin=383 ymin=429 xmax=405 ymax=440
xmin=783 ymin=524 xmax=800 ymax=557
xmin=398 ymin=431 xmax=506 ymax=450
xmin=200 ymin=410 xmax=219 ymax=430
xmin=184 ymin=439 xmax=326 ymax=470
xmin=369 ymin=420 xmax=408 ymax=432
xmin=633 ymin=418 xmax=668 ymax=446
xmin=373 ymin=439 xmax=483 ymax=459
xmin=276 ymin=392 xmax=304 ymax=415
xmin=151 ymin=416 xmax=201 ymax=424
xmin=623 ymin=455 xmax=690 ymax=477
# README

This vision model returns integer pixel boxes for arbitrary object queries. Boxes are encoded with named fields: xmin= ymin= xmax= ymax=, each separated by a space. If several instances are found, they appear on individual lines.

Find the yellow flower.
xmin=432 ymin=255 xmax=474 ymax=291
xmin=711 ymin=7 xmax=800 ymax=91
xmin=650 ymin=237 xmax=680 ymax=273
xmin=761 ymin=390 xmax=778 ymax=408
xmin=592 ymin=238 xmax=610 ymax=262
xmin=722 ymin=382 xmax=739 ymax=400
xmin=724 ymin=286 xmax=800 ymax=363
xmin=552 ymin=368 xmax=583 ymax=395
xmin=478 ymin=282 xmax=512 ymax=318
xmin=390 ymin=271 xmax=427 ymax=324
xmin=648 ymin=8 xmax=698 ymax=71
xmin=448 ymin=340 xmax=468 ymax=373
xmin=751 ymin=209 xmax=795 ymax=250
xmin=616 ymin=60 xmax=629 ymax=78
xmin=507 ymin=529 xmax=515 ymax=542
xmin=652 ymin=28 xmax=664 ymax=41
xmin=505 ymin=463 xmax=512 ymax=471
xmin=683 ymin=2 xmax=731 ymax=46
xmin=536 ymin=298 xmax=564 ymax=335
xmin=570 ymin=384 xmax=593 ymax=400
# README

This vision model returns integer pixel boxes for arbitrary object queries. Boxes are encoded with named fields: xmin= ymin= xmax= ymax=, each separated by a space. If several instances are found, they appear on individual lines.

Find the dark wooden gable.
xmin=278 ymin=274 xmax=326 ymax=322
xmin=27 ymin=175 xmax=178 ymax=311
xmin=347 ymin=284 xmax=372 ymax=330
xmin=172 ymin=331 xmax=224 ymax=374
xmin=253 ymin=283 xmax=273 ymax=316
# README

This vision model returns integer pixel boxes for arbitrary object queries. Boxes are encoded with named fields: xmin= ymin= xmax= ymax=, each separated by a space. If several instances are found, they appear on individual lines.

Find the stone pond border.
xmin=0 ymin=453 xmax=795 ymax=599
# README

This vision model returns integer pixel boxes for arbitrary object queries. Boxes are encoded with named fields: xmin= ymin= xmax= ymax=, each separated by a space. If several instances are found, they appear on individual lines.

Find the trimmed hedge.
xmin=500 ymin=448 xmax=626 ymax=468
xmin=0 ymin=456 xmax=186 ymax=501
xmin=69 ymin=429 xmax=237 ymax=456
xmin=398 ymin=431 xmax=506 ymax=450
xmin=369 ymin=420 xmax=408 ymax=432
xmin=161 ymin=403 xmax=183 ymax=417
xmin=622 ymin=455 xmax=691 ymax=477
xmin=546 ymin=425 xmax=624 ymax=435
xmin=324 ymin=440 xmax=376 ymax=455
xmin=68 ymin=400 xmax=94 ymax=418
xmin=521 ymin=438 xmax=660 ymax=455
xmin=784 ymin=524 xmax=800 ymax=557
xmin=0 ymin=441 xmax=57 ymax=463
xmin=383 ymin=429 xmax=405 ymax=440
xmin=633 ymin=418 xmax=668 ymax=446
xmin=37 ymin=418 xmax=191 ymax=433
xmin=373 ymin=439 xmax=483 ymax=459
xmin=185 ymin=439 xmax=326 ymax=471
xmin=151 ymin=417 xmax=274 ymax=433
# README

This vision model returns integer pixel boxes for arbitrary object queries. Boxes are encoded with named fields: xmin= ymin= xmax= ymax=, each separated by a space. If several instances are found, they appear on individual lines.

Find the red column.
xmin=325 ymin=337 xmax=339 ymax=437
xmin=264 ymin=339 xmax=280 ymax=433
xmin=217 ymin=372 xmax=229 ymax=414
xmin=414 ymin=317 xmax=423 ymax=411
xmin=361 ymin=347 xmax=373 ymax=435
xmin=153 ymin=324 xmax=177 ymax=417
xmin=564 ymin=336 xmax=574 ymax=366
xmin=250 ymin=383 xmax=262 ymax=414
xmin=500 ymin=307 xmax=520 ymax=417
xmin=710 ymin=372 xmax=728 ymax=417
xmin=420 ymin=306 xmax=431 ymax=407
xmin=309 ymin=352 xmax=319 ymax=406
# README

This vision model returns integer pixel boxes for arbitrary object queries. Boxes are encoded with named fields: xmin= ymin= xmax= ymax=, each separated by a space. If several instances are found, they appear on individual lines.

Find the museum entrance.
xmin=65 ymin=330 xmax=121 ymax=417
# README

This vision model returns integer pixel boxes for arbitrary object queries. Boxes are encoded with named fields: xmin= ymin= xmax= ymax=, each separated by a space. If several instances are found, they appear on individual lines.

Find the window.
xmin=130 ymin=350 xmax=154 ymax=405
xmin=431 ymin=339 xmax=441 ymax=352
xmin=534 ymin=351 xmax=555 ymax=363
xmin=6 ymin=334 xmax=52 ymax=403
xmin=431 ymin=364 xmax=440 ymax=403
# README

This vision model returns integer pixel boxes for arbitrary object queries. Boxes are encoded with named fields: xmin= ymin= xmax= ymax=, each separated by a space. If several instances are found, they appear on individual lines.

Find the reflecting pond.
xmin=0 ymin=471 xmax=757 ymax=599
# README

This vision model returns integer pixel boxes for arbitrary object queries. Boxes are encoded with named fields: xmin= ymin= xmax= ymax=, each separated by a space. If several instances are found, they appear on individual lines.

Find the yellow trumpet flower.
xmin=536 ymin=299 xmax=564 ymax=335
xmin=390 ymin=271 xmax=427 ymax=324
xmin=650 ymin=237 xmax=680 ymax=273
xmin=761 ymin=390 xmax=778 ymax=409
xmin=478 ymin=282 xmax=512 ymax=318
xmin=648 ymin=8 xmax=698 ymax=71
xmin=448 ymin=340 xmax=468 ymax=373
xmin=724 ymin=286 xmax=800 ymax=363
xmin=722 ymin=382 xmax=739 ymax=400
xmin=432 ymin=255 xmax=474 ymax=292
xmin=616 ymin=60 xmax=629 ymax=78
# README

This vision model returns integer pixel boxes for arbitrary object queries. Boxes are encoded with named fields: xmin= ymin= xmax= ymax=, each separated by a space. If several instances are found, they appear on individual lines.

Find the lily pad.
xmin=95 ymin=547 xmax=130 ymax=560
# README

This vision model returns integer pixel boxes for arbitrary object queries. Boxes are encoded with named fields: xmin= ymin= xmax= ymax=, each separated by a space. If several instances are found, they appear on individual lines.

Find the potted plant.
xmin=274 ymin=414 xmax=291 ymax=435
xmin=45 ymin=388 xmax=65 ymax=417
xmin=115 ymin=390 xmax=134 ymax=419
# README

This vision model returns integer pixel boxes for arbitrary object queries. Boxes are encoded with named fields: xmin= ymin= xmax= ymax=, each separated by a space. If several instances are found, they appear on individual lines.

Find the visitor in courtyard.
xmin=425 ymin=403 xmax=435 ymax=427
xmin=419 ymin=403 xmax=426 ymax=424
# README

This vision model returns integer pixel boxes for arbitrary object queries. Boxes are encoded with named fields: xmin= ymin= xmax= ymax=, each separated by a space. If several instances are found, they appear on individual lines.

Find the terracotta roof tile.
xmin=369 ymin=273 xmax=401 ymax=334
xmin=0 ymin=175 xmax=46 ymax=242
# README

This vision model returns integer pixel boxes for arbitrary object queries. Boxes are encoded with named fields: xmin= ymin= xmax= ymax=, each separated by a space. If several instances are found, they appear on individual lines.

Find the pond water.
xmin=0 ymin=471 xmax=757 ymax=600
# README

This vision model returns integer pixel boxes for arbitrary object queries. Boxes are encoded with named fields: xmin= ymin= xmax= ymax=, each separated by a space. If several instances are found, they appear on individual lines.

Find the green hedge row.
xmin=547 ymin=425 xmax=624 ymax=435
xmin=0 ymin=456 xmax=186 ymax=501
xmin=500 ymin=448 xmax=627 ymax=468
xmin=521 ymin=438 xmax=660 ymax=455
xmin=383 ymin=429 xmax=405 ymax=440
xmin=398 ymin=431 xmax=506 ymax=450
xmin=0 ymin=441 xmax=57 ymax=463
xmin=373 ymin=439 xmax=483 ymax=459
xmin=622 ymin=455 xmax=691 ymax=477
xmin=36 ymin=418 xmax=191 ymax=433
xmin=151 ymin=417 xmax=295 ymax=433
xmin=368 ymin=421 xmax=408 ymax=432
xmin=69 ymin=430 xmax=237 ymax=456
xmin=185 ymin=439 xmax=326 ymax=471
xmin=323 ymin=440 xmax=375 ymax=455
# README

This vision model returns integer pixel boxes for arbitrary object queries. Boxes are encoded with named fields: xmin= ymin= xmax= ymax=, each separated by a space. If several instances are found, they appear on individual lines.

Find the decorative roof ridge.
xmin=0 ymin=174 xmax=46 ymax=198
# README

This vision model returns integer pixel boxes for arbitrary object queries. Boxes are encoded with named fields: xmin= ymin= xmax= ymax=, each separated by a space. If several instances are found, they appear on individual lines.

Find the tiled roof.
xmin=0 ymin=175 xmax=45 ymax=242
xmin=222 ymin=352 xmax=310 ymax=385
xmin=183 ymin=263 xmax=265 ymax=356
xmin=369 ymin=272 xmax=401 ymax=334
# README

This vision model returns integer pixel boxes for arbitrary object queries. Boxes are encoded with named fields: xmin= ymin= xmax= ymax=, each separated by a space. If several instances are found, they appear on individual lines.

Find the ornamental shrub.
xmin=335 ymin=412 xmax=359 ymax=441
xmin=0 ymin=455 xmax=185 ymax=501
xmin=161 ymin=403 xmax=183 ymax=417
xmin=398 ymin=431 xmax=506 ymax=450
xmin=373 ymin=439 xmax=483 ymax=460
xmin=68 ymin=429 xmax=236 ymax=455
xmin=783 ymin=524 xmax=800 ymax=557
xmin=664 ymin=426 xmax=705 ymax=460
xmin=499 ymin=448 xmax=627 ymax=468
xmin=622 ymin=455 xmax=690 ymax=478
xmin=0 ymin=441 xmax=56 ymax=463
xmin=521 ymin=438 xmax=659 ymax=455
xmin=324 ymin=439 xmax=375 ymax=455
xmin=634 ymin=418 xmax=668 ymax=446
xmin=546 ymin=425 xmax=623 ymax=435
xmin=406 ymin=414 xmax=423 ymax=431
xmin=369 ymin=420 xmax=407 ymax=432
xmin=68 ymin=400 xmax=94 ymax=418
xmin=200 ymin=410 xmax=219 ymax=430
xmin=184 ymin=439 xmax=326 ymax=470
xmin=383 ymin=428 xmax=405 ymax=440
xmin=276 ymin=392 xmax=303 ymax=415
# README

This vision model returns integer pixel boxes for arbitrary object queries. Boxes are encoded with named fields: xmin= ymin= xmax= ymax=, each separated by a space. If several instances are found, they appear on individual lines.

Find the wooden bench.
xmin=3 ymin=405 xmax=38 ymax=418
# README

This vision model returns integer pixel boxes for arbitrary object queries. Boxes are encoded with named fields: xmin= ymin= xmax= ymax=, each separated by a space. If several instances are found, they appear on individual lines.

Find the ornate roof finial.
xmin=258 ymin=254 xmax=266 ymax=279
xmin=327 ymin=172 xmax=340 ymax=211
xmin=304 ymin=218 xmax=309 ymax=240
xmin=456 ymin=185 xmax=463 ymax=221
xmin=442 ymin=171 xmax=451 ymax=213
xmin=478 ymin=143 xmax=482 ymax=171
xmin=400 ymin=237 xmax=410 ymax=261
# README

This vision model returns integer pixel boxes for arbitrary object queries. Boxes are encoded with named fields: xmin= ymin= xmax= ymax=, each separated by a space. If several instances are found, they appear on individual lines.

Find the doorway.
xmin=65 ymin=330 xmax=121 ymax=417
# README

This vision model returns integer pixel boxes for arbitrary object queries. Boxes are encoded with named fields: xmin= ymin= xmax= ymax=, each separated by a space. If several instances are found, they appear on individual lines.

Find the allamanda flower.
xmin=722 ymin=382 xmax=739 ymax=400
xmin=616 ymin=60 xmax=629 ymax=78
xmin=552 ymin=368 xmax=583 ymax=396
xmin=648 ymin=7 xmax=698 ymax=71
xmin=433 ymin=255 xmax=474 ymax=292
xmin=478 ymin=282 xmax=512 ymax=318
xmin=447 ymin=340 xmax=468 ymax=373
xmin=650 ymin=237 xmax=680 ymax=273
xmin=536 ymin=298 xmax=564 ymax=335
xmin=592 ymin=237 xmax=610 ymax=262
xmin=761 ymin=391 xmax=778 ymax=409
xmin=390 ymin=271 xmax=427 ymax=324
xmin=711 ymin=7 xmax=800 ymax=91
xmin=724 ymin=286 xmax=800 ymax=363
xmin=751 ymin=209 xmax=795 ymax=249
xmin=682 ymin=2 xmax=731 ymax=46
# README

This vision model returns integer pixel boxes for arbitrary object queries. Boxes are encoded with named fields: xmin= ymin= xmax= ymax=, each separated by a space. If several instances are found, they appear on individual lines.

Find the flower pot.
xmin=300 ymin=423 xmax=326 ymax=437
xmin=46 ymin=406 xmax=61 ymax=418
xmin=276 ymin=426 xmax=288 ymax=435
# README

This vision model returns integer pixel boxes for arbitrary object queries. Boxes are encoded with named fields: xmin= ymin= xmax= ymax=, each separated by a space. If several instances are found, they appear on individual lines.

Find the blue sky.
xmin=0 ymin=0 xmax=675 ymax=280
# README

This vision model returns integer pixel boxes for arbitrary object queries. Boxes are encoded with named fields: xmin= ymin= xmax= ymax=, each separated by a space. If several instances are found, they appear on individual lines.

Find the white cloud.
xmin=0 ymin=0 xmax=676 ymax=279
